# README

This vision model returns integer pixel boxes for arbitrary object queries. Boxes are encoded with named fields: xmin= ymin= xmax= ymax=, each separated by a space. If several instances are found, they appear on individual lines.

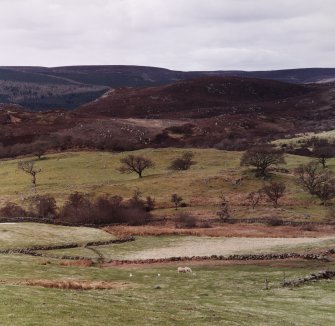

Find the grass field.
xmin=41 ymin=235 xmax=335 ymax=261
xmin=272 ymin=129 xmax=335 ymax=148
xmin=0 ymin=149 xmax=334 ymax=324
xmin=0 ymin=222 xmax=333 ymax=325
xmin=0 ymin=148 xmax=334 ymax=221
xmin=0 ymin=254 xmax=334 ymax=325
xmin=0 ymin=223 xmax=114 ymax=249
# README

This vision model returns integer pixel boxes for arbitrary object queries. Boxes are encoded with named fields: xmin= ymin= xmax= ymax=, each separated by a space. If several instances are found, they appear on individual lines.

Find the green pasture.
xmin=0 ymin=148 xmax=334 ymax=220
xmin=0 ymin=254 xmax=333 ymax=325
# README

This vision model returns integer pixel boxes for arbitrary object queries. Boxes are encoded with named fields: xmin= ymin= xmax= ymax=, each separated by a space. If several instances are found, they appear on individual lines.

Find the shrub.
xmin=169 ymin=151 xmax=196 ymax=171
xmin=326 ymin=204 xmax=335 ymax=221
xmin=59 ymin=192 xmax=150 ymax=225
xmin=175 ymin=213 xmax=197 ymax=228
xmin=217 ymin=194 xmax=230 ymax=221
xmin=199 ymin=221 xmax=212 ymax=228
xmin=0 ymin=202 xmax=27 ymax=218
xmin=266 ymin=218 xmax=284 ymax=226
xmin=262 ymin=181 xmax=286 ymax=207
xmin=246 ymin=190 xmax=263 ymax=209
xmin=29 ymin=195 xmax=57 ymax=219
xmin=144 ymin=196 xmax=155 ymax=212
xmin=171 ymin=194 xmax=183 ymax=210
xmin=59 ymin=193 xmax=93 ymax=224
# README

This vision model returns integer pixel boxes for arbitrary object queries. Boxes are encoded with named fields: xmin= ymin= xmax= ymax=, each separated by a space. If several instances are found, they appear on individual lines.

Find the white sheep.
xmin=184 ymin=267 xmax=192 ymax=273
xmin=177 ymin=267 xmax=192 ymax=273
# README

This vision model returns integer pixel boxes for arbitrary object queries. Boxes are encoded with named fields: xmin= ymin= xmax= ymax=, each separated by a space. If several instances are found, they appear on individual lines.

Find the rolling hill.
xmin=1 ymin=75 xmax=334 ymax=151
xmin=1 ymin=65 xmax=335 ymax=110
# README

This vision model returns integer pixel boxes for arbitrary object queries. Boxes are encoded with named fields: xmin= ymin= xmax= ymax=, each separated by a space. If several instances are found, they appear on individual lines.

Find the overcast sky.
xmin=0 ymin=0 xmax=334 ymax=71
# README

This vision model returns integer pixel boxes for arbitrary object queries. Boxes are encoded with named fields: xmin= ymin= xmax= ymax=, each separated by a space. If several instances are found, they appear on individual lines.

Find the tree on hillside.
xmin=240 ymin=145 xmax=285 ymax=177
xmin=169 ymin=151 xmax=196 ymax=171
xmin=295 ymin=161 xmax=335 ymax=204
xmin=217 ymin=193 xmax=230 ymax=221
xmin=246 ymin=190 xmax=263 ymax=209
xmin=118 ymin=155 xmax=155 ymax=178
xmin=18 ymin=161 xmax=42 ymax=188
xmin=171 ymin=194 xmax=183 ymax=210
xmin=262 ymin=181 xmax=286 ymax=207
xmin=313 ymin=145 xmax=335 ymax=168
xmin=33 ymin=141 xmax=49 ymax=160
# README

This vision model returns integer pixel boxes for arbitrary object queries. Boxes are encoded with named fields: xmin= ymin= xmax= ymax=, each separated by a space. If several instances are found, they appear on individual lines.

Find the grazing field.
xmin=272 ymin=129 xmax=335 ymax=148
xmin=0 ymin=223 xmax=334 ymax=325
xmin=0 ymin=148 xmax=334 ymax=324
xmin=0 ymin=148 xmax=334 ymax=221
xmin=0 ymin=254 xmax=334 ymax=325
xmin=41 ymin=234 xmax=335 ymax=261
xmin=0 ymin=223 xmax=114 ymax=249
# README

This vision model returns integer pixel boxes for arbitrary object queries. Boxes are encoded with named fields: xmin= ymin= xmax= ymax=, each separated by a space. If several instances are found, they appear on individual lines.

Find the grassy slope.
xmin=0 ymin=255 xmax=334 ymax=325
xmin=272 ymin=129 xmax=335 ymax=147
xmin=0 ymin=148 xmax=333 ymax=220
xmin=0 ymin=223 xmax=114 ymax=249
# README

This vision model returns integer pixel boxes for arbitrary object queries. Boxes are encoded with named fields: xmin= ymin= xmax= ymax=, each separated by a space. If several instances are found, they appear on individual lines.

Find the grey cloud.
xmin=0 ymin=0 xmax=334 ymax=70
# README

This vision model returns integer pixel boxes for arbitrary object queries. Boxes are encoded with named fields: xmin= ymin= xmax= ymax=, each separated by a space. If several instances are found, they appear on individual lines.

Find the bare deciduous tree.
xmin=217 ymin=193 xmax=230 ymax=221
xmin=171 ymin=194 xmax=183 ymax=210
xmin=118 ymin=155 xmax=155 ymax=178
xmin=295 ymin=161 xmax=335 ymax=204
xmin=246 ymin=190 xmax=263 ymax=209
xmin=18 ymin=161 xmax=42 ymax=188
xmin=314 ymin=179 xmax=335 ymax=205
xmin=262 ymin=181 xmax=286 ymax=207
xmin=240 ymin=145 xmax=285 ymax=177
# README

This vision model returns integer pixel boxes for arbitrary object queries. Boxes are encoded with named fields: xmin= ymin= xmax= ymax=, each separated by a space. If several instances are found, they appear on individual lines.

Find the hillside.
xmin=1 ymin=75 xmax=335 ymax=151
xmin=78 ymin=76 xmax=313 ymax=118
xmin=1 ymin=65 xmax=335 ymax=110
xmin=76 ymin=76 xmax=335 ymax=148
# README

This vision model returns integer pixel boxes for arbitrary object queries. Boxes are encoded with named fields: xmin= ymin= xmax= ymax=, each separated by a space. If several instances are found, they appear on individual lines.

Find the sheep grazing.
xmin=184 ymin=267 xmax=192 ymax=273
xmin=177 ymin=267 xmax=192 ymax=273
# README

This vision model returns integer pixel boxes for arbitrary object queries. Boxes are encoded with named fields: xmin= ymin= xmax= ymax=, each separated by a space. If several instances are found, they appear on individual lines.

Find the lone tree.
xmin=33 ymin=141 xmax=48 ymax=160
xmin=18 ymin=161 xmax=42 ymax=188
xmin=118 ymin=155 xmax=155 ymax=178
xmin=169 ymin=151 xmax=196 ymax=171
xmin=217 ymin=193 xmax=230 ymax=221
xmin=294 ymin=161 xmax=335 ymax=204
xmin=240 ymin=145 xmax=285 ymax=177
xmin=171 ymin=194 xmax=183 ymax=210
xmin=313 ymin=145 xmax=335 ymax=168
xmin=262 ymin=181 xmax=286 ymax=207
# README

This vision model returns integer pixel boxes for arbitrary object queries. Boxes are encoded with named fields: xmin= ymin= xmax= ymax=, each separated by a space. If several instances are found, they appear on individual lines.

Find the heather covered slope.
xmin=1 ymin=65 xmax=335 ymax=110
xmin=78 ymin=76 xmax=314 ymax=118
xmin=1 ymin=75 xmax=335 ymax=151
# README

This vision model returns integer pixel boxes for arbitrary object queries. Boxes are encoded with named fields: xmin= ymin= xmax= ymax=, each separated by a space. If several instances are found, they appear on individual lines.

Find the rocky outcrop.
xmin=282 ymin=270 xmax=335 ymax=287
